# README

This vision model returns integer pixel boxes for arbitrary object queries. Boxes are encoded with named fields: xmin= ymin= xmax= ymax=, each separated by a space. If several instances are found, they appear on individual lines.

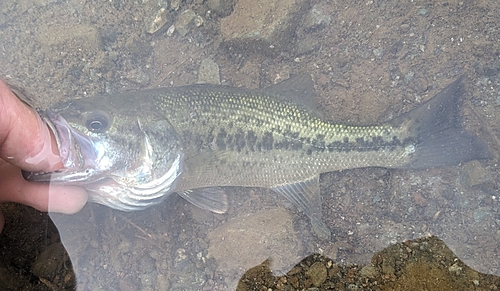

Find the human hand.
xmin=0 ymin=79 xmax=88 ymax=233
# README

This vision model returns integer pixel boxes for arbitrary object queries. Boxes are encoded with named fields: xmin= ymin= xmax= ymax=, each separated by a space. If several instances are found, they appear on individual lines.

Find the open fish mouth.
xmin=23 ymin=111 xmax=102 ymax=184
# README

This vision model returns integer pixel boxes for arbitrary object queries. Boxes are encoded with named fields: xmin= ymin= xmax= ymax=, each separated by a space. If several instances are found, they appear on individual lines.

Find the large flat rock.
xmin=220 ymin=0 xmax=309 ymax=55
xmin=207 ymin=207 xmax=303 ymax=289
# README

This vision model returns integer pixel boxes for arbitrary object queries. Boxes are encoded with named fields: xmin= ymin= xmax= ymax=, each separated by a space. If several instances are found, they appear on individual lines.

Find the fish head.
xmin=24 ymin=96 xmax=184 ymax=211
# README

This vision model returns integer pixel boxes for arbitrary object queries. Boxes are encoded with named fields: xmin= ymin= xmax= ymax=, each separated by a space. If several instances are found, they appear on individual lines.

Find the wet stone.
xmin=197 ymin=58 xmax=221 ymax=85
xmin=36 ymin=24 xmax=101 ymax=51
xmin=117 ymin=241 xmax=131 ymax=253
xmin=145 ymin=7 xmax=169 ymax=34
xmin=207 ymin=208 xmax=302 ymax=290
xmin=166 ymin=24 xmax=176 ymax=36
xmin=461 ymin=160 xmax=493 ymax=188
xmin=448 ymin=263 xmax=463 ymax=275
xmin=170 ymin=0 xmax=181 ymax=11
xmin=174 ymin=9 xmax=197 ymax=36
xmin=303 ymin=4 xmax=331 ymax=30
xmin=473 ymin=207 xmax=491 ymax=223
xmin=305 ymin=262 xmax=327 ymax=287
xmin=155 ymin=274 xmax=168 ymax=290
xmin=360 ymin=265 xmax=379 ymax=279
xmin=124 ymin=68 xmax=150 ymax=86
xmin=193 ymin=15 xmax=204 ymax=27
xmin=189 ymin=204 xmax=215 ymax=223
xmin=400 ymin=23 xmax=410 ymax=32
xmin=419 ymin=8 xmax=428 ymax=16
xmin=31 ymin=243 xmax=66 ymax=281
xmin=412 ymin=192 xmax=428 ymax=207
xmin=139 ymin=253 xmax=156 ymax=273
xmin=142 ymin=0 xmax=170 ymax=34
xmin=207 ymin=0 xmax=236 ymax=17
xmin=125 ymin=36 xmax=153 ymax=59
xmin=139 ymin=272 xmax=156 ymax=288
xmin=170 ymin=248 xmax=207 ymax=290
xmin=373 ymin=48 xmax=384 ymax=58
xmin=220 ymin=0 xmax=310 ymax=55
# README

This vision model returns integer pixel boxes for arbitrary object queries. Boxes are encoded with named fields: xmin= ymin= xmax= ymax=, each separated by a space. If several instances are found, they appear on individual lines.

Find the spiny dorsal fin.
xmin=262 ymin=73 xmax=322 ymax=118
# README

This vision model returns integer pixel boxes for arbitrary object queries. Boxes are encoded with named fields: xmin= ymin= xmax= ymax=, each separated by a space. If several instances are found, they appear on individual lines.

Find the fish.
xmin=24 ymin=74 xmax=490 ymax=240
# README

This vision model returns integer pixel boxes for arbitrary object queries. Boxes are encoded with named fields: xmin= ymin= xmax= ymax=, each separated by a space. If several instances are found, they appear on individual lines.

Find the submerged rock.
xmin=220 ymin=0 xmax=310 ymax=56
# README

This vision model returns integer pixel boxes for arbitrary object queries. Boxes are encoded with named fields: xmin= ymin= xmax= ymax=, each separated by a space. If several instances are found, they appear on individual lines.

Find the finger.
xmin=46 ymin=186 xmax=88 ymax=213
xmin=0 ymin=162 xmax=88 ymax=214
xmin=17 ymin=182 xmax=88 ymax=214
xmin=0 ymin=79 xmax=62 ymax=172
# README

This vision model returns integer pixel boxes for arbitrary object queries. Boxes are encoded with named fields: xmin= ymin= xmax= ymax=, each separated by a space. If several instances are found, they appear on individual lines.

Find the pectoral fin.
xmin=272 ymin=176 xmax=331 ymax=240
xmin=178 ymin=187 xmax=228 ymax=214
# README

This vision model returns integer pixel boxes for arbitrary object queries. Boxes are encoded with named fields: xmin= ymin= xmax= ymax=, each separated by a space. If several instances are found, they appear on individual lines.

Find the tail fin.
xmin=391 ymin=76 xmax=491 ymax=169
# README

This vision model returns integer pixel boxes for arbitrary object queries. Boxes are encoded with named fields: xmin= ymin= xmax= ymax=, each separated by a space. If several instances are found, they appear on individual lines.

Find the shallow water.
xmin=1 ymin=0 xmax=500 ymax=290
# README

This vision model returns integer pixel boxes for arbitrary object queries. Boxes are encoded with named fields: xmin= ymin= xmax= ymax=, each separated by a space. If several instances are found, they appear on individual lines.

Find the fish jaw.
xmin=23 ymin=111 xmax=105 ymax=183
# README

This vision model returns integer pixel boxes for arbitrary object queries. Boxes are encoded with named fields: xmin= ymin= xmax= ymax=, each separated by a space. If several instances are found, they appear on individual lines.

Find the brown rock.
xmin=305 ymin=261 xmax=327 ymax=287
xmin=220 ymin=0 xmax=309 ymax=56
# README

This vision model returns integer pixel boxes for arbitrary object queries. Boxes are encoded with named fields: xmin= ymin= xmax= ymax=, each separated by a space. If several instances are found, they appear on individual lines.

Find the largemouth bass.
xmin=24 ymin=75 xmax=490 ymax=239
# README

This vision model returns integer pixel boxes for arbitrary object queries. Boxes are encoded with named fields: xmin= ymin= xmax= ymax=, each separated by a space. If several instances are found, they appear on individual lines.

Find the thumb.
xmin=0 ymin=78 xmax=62 ymax=172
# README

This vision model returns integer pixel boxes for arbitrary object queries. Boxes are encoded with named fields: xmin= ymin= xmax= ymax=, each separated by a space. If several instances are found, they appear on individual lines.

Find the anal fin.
xmin=272 ymin=176 xmax=331 ymax=240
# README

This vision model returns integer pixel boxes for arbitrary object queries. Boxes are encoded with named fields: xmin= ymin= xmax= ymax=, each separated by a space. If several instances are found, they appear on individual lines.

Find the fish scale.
xmin=152 ymin=85 xmax=413 ymax=189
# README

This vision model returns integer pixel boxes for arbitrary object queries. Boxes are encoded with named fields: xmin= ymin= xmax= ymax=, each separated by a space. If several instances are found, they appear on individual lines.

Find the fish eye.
xmin=84 ymin=111 xmax=111 ymax=133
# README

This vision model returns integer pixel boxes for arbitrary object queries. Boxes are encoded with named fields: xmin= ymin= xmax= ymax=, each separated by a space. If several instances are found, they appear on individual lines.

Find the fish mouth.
xmin=23 ymin=111 xmax=101 ymax=184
